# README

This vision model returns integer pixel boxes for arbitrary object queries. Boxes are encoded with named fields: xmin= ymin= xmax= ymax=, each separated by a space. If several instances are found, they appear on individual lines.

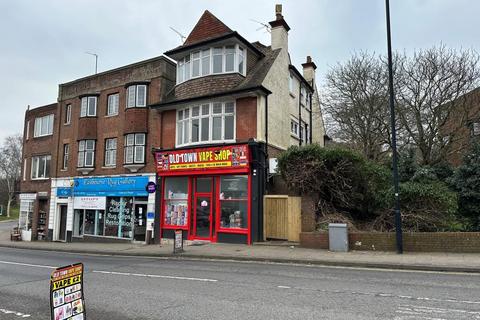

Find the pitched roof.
xmin=184 ymin=10 xmax=232 ymax=46
xmin=151 ymin=44 xmax=280 ymax=108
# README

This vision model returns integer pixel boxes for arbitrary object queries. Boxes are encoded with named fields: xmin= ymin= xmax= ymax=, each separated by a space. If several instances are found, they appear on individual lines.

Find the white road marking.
xmin=92 ymin=270 xmax=218 ymax=282
xmin=395 ymin=304 xmax=480 ymax=320
xmin=0 ymin=308 xmax=31 ymax=318
xmin=0 ymin=260 xmax=56 ymax=269
xmin=277 ymin=285 xmax=291 ymax=289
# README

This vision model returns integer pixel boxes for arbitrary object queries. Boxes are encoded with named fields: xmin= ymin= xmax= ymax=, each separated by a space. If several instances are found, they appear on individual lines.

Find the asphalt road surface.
xmin=0 ymin=247 xmax=479 ymax=320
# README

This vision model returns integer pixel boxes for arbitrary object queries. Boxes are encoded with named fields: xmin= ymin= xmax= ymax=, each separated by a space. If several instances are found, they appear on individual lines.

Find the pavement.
xmin=0 ymin=220 xmax=479 ymax=273
xmin=1 ymin=247 xmax=480 ymax=319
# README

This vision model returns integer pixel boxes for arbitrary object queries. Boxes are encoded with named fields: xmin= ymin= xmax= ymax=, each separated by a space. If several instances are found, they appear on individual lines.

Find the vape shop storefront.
xmin=155 ymin=143 xmax=266 ymax=244
xmin=50 ymin=174 xmax=156 ymax=243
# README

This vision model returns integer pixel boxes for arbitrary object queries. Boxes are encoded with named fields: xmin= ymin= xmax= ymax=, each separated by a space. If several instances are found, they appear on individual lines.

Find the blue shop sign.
xmin=57 ymin=187 xmax=72 ymax=197
xmin=73 ymin=176 xmax=150 ymax=197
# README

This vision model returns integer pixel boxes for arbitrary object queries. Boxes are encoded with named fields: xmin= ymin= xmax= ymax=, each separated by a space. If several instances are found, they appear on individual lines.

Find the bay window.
xmin=126 ymin=85 xmax=147 ymax=108
xmin=176 ymin=45 xmax=247 ymax=84
xmin=124 ymin=133 xmax=145 ymax=164
xmin=78 ymin=140 xmax=95 ymax=168
xmin=176 ymin=101 xmax=235 ymax=146
xmin=34 ymin=114 xmax=54 ymax=137
xmin=31 ymin=155 xmax=51 ymax=179
xmin=80 ymin=96 xmax=97 ymax=117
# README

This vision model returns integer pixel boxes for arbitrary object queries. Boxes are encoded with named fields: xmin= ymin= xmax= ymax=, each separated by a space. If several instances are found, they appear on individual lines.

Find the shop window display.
xmin=105 ymin=197 xmax=133 ymax=238
xmin=164 ymin=177 xmax=189 ymax=227
xmin=219 ymin=175 xmax=248 ymax=229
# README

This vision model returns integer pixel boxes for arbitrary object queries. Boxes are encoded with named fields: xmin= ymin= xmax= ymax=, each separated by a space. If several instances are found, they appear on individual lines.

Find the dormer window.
xmin=176 ymin=44 xmax=247 ymax=84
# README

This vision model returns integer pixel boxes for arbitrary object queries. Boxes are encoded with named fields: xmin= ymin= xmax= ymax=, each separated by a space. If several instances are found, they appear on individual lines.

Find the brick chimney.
xmin=269 ymin=4 xmax=290 ymax=51
xmin=302 ymin=55 xmax=317 ymax=87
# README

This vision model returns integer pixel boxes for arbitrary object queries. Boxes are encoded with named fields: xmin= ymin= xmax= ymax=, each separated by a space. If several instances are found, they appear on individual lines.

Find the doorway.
xmin=58 ymin=205 xmax=68 ymax=242
xmin=193 ymin=177 xmax=214 ymax=241
xmin=133 ymin=203 xmax=148 ymax=242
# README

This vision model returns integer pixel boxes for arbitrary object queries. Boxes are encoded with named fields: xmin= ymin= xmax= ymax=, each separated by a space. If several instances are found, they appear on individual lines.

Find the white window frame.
xmin=23 ymin=159 xmax=27 ymax=181
xmin=33 ymin=114 xmax=54 ymax=137
xmin=80 ymin=96 xmax=97 ymax=117
xmin=65 ymin=104 xmax=72 ymax=124
xmin=176 ymin=45 xmax=247 ymax=85
xmin=31 ymin=155 xmax=51 ymax=180
xmin=176 ymin=101 xmax=236 ymax=147
xmin=124 ymin=133 xmax=145 ymax=164
xmin=126 ymin=85 xmax=147 ymax=108
xmin=107 ymin=93 xmax=119 ymax=116
xmin=104 ymin=138 xmax=117 ymax=167
xmin=26 ymin=120 xmax=30 ymax=140
xmin=62 ymin=144 xmax=69 ymax=170
xmin=290 ymin=118 xmax=299 ymax=137
xmin=77 ymin=140 xmax=95 ymax=168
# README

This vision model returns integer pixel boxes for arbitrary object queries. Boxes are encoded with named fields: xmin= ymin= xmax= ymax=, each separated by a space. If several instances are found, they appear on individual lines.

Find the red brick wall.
xmin=160 ymin=110 xmax=176 ymax=149
xmin=236 ymin=96 xmax=257 ymax=140
xmin=300 ymin=232 xmax=480 ymax=253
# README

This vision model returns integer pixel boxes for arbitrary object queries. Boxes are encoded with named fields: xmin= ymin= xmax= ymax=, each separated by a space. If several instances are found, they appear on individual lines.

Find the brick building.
xmin=18 ymin=5 xmax=325 ymax=245
xmin=151 ymin=6 xmax=325 ymax=244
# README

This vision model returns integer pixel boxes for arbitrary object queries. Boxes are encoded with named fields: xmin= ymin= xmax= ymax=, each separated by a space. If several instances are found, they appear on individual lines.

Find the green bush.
xmin=450 ymin=142 xmax=480 ymax=231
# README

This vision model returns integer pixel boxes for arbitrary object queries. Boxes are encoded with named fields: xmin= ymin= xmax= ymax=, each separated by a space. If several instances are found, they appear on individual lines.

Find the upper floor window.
xmin=290 ymin=119 xmax=299 ymax=136
xmin=26 ymin=120 xmax=30 ymax=140
xmin=104 ymin=138 xmax=117 ymax=167
xmin=78 ymin=140 xmax=95 ymax=168
xmin=300 ymin=86 xmax=307 ymax=106
xmin=34 ymin=114 xmax=54 ymax=137
xmin=126 ymin=85 xmax=147 ymax=108
xmin=176 ymin=45 xmax=247 ymax=85
xmin=65 ymin=104 xmax=72 ymax=124
xmin=107 ymin=93 xmax=119 ymax=116
xmin=31 ymin=155 xmax=51 ymax=179
xmin=176 ymin=101 xmax=235 ymax=147
xmin=124 ymin=133 xmax=145 ymax=164
xmin=80 ymin=96 xmax=97 ymax=117
xmin=62 ymin=144 xmax=69 ymax=170
xmin=289 ymin=74 xmax=294 ymax=94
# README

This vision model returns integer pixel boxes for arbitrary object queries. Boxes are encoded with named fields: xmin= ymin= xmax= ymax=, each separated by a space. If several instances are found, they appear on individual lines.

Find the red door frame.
xmin=191 ymin=177 xmax=214 ymax=241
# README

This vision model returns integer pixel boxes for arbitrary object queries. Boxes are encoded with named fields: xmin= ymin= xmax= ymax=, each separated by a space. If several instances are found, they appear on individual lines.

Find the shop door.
xmin=193 ymin=177 xmax=213 ymax=240
xmin=133 ymin=203 xmax=147 ymax=242
xmin=58 ymin=205 xmax=68 ymax=241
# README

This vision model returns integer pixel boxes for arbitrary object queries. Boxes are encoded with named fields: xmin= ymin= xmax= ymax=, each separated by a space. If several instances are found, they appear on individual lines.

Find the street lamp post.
xmin=385 ymin=0 xmax=403 ymax=254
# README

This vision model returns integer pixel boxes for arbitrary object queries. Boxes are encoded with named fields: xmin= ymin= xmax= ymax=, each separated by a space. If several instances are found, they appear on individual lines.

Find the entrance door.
xmin=133 ymin=203 xmax=147 ymax=241
xmin=58 ymin=205 xmax=68 ymax=241
xmin=193 ymin=177 xmax=213 ymax=240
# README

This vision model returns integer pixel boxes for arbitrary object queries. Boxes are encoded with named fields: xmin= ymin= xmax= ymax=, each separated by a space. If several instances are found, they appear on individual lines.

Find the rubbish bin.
xmin=328 ymin=223 xmax=348 ymax=252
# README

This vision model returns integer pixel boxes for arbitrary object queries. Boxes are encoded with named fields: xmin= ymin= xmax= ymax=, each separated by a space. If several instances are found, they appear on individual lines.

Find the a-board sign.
xmin=50 ymin=263 xmax=86 ymax=320
xmin=174 ymin=229 xmax=183 ymax=253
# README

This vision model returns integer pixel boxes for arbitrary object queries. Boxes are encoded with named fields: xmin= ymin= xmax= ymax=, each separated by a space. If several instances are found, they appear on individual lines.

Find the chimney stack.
xmin=302 ymin=55 xmax=317 ymax=87
xmin=269 ymin=4 xmax=290 ymax=51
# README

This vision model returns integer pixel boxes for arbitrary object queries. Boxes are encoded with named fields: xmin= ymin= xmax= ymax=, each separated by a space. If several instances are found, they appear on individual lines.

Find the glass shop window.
xmin=163 ymin=177 xmax=189 ymax=227
xmin=105 ymin=197 xmax=134 ymax=238
xmin=219 ymin=175 xmax=248 ymax=230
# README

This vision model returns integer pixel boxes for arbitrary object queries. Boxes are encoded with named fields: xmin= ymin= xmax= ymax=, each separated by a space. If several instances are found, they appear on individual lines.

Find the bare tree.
xmin=0 ymin=134 xmax=23 ymax=217
xmin=395 ymin=45 xmax=480 ymax=165
xmin=323 ymin=52 xmax=392 ymax=161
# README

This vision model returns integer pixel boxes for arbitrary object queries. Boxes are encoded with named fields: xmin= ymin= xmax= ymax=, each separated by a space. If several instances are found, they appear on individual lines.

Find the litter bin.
xmin=328 ymin=223 xmax=348 ymax=252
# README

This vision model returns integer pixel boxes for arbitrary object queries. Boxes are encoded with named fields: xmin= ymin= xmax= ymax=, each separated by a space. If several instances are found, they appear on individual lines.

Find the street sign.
xmin=174 ymin=230 xmax=183 ymax=253
xmin=50 ymin=263 xmax=86 ymax=320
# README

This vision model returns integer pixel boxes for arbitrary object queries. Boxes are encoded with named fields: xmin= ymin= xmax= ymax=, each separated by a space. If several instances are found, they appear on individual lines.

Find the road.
xmin=0 ymin=247 xmax=479 ymax=320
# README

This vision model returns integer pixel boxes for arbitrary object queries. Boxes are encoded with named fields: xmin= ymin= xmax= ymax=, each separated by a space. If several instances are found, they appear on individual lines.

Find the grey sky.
xmin=1 ymin=0 xmax=479 ymax=142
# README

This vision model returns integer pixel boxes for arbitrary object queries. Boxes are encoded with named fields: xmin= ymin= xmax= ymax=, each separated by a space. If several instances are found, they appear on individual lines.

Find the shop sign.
xmin=19 ymin=193 xmax=37 ymax=200
xmin=155 ymin=144 xmax=249 ymax=173
xmin=50 ymin=263 xmax=86 ymax=320
xmin=57 ymin=188 xmax=72 ymax=197
xmin=145 ymin=181 xmax=156 ymax=193
xmin=73 ymin=196 xmax=106 ymax=210
xmin=174 ymin=230 xmax=183 ymax=253
xmin=73 ymin=176 xmax=149 ymax=197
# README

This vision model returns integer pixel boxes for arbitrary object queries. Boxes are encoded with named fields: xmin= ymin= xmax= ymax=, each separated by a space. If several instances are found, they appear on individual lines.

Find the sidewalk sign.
xmin=174 ymin=229 xmax=183 ymax=253
xmin=50 ymin=263 xmax=86 ymax=320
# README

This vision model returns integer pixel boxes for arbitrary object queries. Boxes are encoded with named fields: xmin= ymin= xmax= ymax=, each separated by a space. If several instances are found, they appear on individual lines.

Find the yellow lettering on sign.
xmin=214 ymin=150 xmax=231 ymax=161
xmin=53 ymin=275 xmax=82 ymax=290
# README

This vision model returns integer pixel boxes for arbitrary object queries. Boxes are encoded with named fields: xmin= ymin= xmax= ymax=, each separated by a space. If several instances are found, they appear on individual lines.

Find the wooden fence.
xmin=263 ymin=195 xmax=301 ymax=242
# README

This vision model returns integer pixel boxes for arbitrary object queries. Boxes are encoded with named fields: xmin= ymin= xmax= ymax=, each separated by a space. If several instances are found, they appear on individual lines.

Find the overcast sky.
xmin=1 ymin=0 xmax=479 ymax=142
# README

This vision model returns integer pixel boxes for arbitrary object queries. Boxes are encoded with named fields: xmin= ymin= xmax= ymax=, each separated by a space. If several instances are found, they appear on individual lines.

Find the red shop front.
xmin=154 ymin=143 xmax=265 ymax=245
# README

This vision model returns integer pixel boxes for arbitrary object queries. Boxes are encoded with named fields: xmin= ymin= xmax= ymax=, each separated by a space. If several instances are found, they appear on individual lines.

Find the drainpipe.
xmin=265 ymin=94 xmax=269 ymax=192
xmin=298 ymin=83 xmax=302 ymax=145
xmin=309 ymin=93 xmax=313 ymax=144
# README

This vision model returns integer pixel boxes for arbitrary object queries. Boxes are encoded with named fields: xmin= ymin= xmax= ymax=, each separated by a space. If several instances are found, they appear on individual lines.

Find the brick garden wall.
xmin=300 ymin=231 xmax=480 ymax=253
